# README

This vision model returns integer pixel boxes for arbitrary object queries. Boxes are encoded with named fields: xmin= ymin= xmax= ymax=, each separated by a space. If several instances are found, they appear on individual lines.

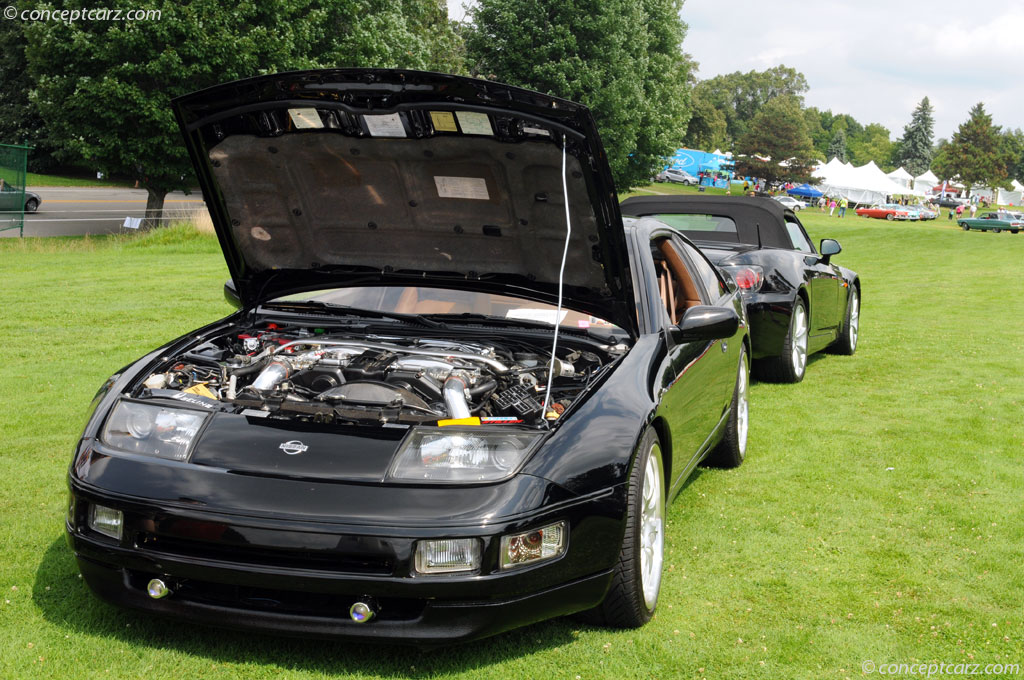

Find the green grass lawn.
xmin=25 ymin=171 xmax=135 ymax=188
xmin=1 ymin=214 xmax=1022 ymax=679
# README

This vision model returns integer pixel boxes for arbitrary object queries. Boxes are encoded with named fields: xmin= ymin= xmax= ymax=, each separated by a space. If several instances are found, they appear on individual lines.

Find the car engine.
xmin=134 ymin=323 xmax=619 ymax=428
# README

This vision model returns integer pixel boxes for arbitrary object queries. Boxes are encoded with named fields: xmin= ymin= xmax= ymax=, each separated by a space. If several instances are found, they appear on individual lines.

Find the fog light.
xmin=147 ymin=579 xmax=171 ymax=599
xmin=88 ymin=504 xmax=123 ymax=540
xmin=349 ymin=601 xmax=375 ymax=623
xmin=414 ymin=538 xmax=481 ymax=574
xmin=500 ymin=521 xmax=567 ymax=570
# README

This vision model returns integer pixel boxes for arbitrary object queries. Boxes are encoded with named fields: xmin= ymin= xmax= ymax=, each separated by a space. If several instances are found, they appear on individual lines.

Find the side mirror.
xmin=671 ymin=305 xmax=739 ymax=343
xmin=819 ymin=238 xmax=841 ymax=264
xmin=224 ymin=280 xmax=242 ymax=309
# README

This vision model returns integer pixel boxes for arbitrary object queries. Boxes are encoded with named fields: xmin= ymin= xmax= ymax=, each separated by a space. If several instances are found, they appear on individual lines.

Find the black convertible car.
xmin=66 ymin=69 xmax=752 ymax=644
xmin=621 ymin=196 xmax=860 ymax=383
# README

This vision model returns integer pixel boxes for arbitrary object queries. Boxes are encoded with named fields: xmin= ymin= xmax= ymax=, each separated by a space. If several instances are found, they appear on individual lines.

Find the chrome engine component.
xmin=141 ymin=328 xmax=612 ymax=426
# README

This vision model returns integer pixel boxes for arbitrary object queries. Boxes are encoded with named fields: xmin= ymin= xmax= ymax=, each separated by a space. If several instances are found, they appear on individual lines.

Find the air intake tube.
xmin=442 ymin=371 xmax=473 ymax=420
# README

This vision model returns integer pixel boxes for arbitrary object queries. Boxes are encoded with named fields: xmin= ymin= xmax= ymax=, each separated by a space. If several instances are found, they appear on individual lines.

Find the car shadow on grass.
xmin=33 ymin=534 xmax=582 ymax=675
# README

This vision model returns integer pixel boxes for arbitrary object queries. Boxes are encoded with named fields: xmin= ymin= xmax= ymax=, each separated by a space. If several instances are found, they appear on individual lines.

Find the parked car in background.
xmin=907 ymin=204 xmax=937 ymax=220
xmin=67 ymin=69 xmax=753 ymax=644
xmin=0 ymin=183 xmax=41 ymax=213
xmin=621 ymin=196 xmax=860 ymax=384
xmin=655 ymin=168 xmax=698 ymax=185
xmin=773 ymin=195 xmax=807 ymax=211
xmin=855 ymin=204 xmax=912 ymax=220
xmin=932 ymin=195 xmax=967 ymax=208
xmin=957 ymin=211 xmax=1023 ymax=233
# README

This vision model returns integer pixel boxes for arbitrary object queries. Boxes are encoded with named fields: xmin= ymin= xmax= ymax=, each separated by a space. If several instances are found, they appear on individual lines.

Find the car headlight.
xmin=100 ymin=400 xmax=208 ymax=461
xmin=388 ymin=427 xmax=543 ymax=482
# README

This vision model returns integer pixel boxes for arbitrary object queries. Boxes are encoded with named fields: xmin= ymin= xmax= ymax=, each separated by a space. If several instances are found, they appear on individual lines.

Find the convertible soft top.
xmin=619 ymin=196 xmax=793 ymax=249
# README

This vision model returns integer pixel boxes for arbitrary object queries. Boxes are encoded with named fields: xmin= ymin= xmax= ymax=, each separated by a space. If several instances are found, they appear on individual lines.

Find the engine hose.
xmin=228 ymin=356 xmax=272 ymax=377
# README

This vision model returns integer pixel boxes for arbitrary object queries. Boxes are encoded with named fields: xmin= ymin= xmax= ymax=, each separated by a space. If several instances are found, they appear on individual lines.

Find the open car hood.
xmin=173 ymin=69 xmax=637 ymax=336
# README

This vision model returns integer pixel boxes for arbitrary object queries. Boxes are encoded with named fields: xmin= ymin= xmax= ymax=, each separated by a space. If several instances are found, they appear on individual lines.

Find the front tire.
xmin=993 ymin=228 xmax=1001 ymax=233
xmin=756 ymin=298 xmax=808 ymax=383
xmin=886 ymin=213 xmax=894 ymax=221
xmin=830 ymin=286 xmax=859 ymax=355
xmin=961 ymin=223 xmax=969 ymax=230
xmin=590 ymin=427 xmax=664 ymax=628
xmin=25 ymin=198 xmax=38 ymax=213
xmin=705 ymin=346 xmax=749 ymax=468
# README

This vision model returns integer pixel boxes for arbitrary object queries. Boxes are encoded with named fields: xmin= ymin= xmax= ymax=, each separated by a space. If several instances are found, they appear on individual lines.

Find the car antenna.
xmin=542 ymin=134 xmax=573 ymax=426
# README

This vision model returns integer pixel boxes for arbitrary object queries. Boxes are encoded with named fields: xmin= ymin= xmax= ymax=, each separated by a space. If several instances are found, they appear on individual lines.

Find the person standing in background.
xmin=829 ymin=198 xmax=837 ymax=216
xmin=839 ymin=197 xmax=848 ymax=218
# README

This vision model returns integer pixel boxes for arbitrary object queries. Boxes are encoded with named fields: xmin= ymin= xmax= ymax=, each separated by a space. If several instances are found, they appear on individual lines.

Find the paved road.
xmin=0 ymin=187 xmax=206 ymax=238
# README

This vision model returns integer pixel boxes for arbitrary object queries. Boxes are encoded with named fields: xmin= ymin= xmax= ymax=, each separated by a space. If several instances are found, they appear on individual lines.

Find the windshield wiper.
xmin=261 ymin=301 xmax=447 ymax=329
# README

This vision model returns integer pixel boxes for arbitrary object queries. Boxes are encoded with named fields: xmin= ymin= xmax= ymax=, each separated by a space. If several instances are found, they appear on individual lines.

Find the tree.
xmin=1001 ymin=128 xmax=1024 ymax=183
xmin=733 ymin=95 xmax=817 ymax=184
xmin=847 ymin=123 xmax=894 ymax=169
xmin=892 ymin=97 xmax=935 ymax=176
xmin=932 ymin=103 xmax=1011 ymax=189
xmin=683 ymin=88 xmax=727 ymax=152
xmin=24 ymin=0 xmax=463 ymax=226
xmin=466 ymin=0 xmax=692 ymax=189
xmin=826 ymin=128 xmax=847 ymax=162
xmin=695 ymin=66 xmax=808 ymax=146
xmin=0 ymin=20 xmax=56 ymax=171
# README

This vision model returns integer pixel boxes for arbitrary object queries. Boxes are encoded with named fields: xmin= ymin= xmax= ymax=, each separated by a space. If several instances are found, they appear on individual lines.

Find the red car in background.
xmin=855 ymin=204 xmax=911 ymax=221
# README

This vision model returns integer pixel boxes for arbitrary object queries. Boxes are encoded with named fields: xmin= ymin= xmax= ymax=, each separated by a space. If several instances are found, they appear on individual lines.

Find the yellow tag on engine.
xmin=183 ymin=383 xmax=217 ymax=399
xmin=437 ymin=417 xmax=481 ymax=427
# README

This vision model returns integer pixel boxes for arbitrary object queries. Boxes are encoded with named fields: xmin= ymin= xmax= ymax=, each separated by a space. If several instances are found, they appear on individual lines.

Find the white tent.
xmin=970 ymin=182 xmax=1023 ymax=206
xmin=914 ymin=170 xmax=940 ymax=193
xmin=814 ymin=160 xmax=919 ymax=204
xmin=887 ymin=167 xmax=914 ymax=190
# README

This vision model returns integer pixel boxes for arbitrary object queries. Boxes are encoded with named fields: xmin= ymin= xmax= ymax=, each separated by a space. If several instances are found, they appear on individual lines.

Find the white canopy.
xmin=887 ymin=167 xmax=914 ymax=189
xmin=813 ymin=159 xmax=922 ymax=203
xmin=915 ymin=170 xmax=939 ymax=188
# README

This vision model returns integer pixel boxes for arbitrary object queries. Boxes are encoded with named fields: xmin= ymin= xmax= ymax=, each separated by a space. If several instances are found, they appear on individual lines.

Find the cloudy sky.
xmin=447 ymin=0 xmax=1024 ymax=142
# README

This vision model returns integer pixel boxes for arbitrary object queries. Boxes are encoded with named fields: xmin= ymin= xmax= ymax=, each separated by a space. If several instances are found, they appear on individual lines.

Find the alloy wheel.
xmin=639 ymin=445 xmax=664 ymax=610
xmin=791 ymin=303 xmax=808 ymax=377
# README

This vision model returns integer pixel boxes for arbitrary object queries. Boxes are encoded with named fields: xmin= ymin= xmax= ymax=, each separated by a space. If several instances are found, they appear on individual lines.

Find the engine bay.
xmin=133 ymin=321 xmax=623 ymax=428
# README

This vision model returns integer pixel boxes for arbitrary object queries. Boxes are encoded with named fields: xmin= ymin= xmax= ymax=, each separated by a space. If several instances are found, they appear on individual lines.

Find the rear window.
xmin=648 ymin=213 xmax=740 ymax=243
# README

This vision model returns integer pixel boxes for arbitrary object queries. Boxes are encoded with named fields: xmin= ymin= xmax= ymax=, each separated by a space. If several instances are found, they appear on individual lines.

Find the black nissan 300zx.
xmin=67 ymin=69 xmax=752 ymax=644
xmin=621 ymin=196 xmax=860 ymax=383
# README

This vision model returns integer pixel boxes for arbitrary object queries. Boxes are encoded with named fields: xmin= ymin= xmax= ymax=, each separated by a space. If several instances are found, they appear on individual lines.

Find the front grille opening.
xmin=134 ymin=532 xmax=394 ymax=576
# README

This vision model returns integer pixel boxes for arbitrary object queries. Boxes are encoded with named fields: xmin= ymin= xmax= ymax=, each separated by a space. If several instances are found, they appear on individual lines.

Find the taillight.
xmin=722 ymin=265 xmax=764 ymax=294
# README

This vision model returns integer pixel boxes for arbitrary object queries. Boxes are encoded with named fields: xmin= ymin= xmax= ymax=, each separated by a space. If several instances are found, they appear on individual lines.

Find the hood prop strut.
xmin=542 ymin=135 xmax=573 ymax=424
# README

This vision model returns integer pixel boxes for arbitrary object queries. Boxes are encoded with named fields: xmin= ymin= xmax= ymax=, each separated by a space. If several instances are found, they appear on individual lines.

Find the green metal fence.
xmin=0 ymin=143 xmax=31 ymax=237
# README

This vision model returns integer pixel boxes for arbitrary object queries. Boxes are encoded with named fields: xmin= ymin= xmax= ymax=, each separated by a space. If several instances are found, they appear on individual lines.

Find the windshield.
xmin=272 ymin=286 xmax=624 ymax=333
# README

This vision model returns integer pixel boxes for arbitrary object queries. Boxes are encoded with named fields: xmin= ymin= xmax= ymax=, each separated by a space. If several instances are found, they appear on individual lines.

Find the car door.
xmin=651 ymin=234 xmax=736 ymax=485
xmin=784 ymin=216 xmax=840 ymax=338
xmin=0 ymin=185 xmax=17 ymax=212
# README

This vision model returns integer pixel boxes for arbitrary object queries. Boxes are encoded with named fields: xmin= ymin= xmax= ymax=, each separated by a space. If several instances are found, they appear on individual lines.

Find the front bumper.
xmin=67 ymin=481 xmax=624 ymax=644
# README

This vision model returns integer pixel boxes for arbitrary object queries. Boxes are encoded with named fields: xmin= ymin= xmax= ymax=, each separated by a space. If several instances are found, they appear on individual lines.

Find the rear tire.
xmin=830 ymin=286 xmax=859 ymax=355
xmin=755 ymin=298 xmax=808 ymax=383
xmin=705 ymin=346 xmax=749 ymax=468
xmin=993 ymin=228 xmax=1001 ymax=233
xmin=587 ymin=427 xmax=664 ymax=628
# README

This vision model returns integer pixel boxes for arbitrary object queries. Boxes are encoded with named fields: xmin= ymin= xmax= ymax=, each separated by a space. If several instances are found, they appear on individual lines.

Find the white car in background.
xmin=655 ymin=168 xmax=698 ymax=185
xmin=773 ymin=195 xmax=807 ymax=211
